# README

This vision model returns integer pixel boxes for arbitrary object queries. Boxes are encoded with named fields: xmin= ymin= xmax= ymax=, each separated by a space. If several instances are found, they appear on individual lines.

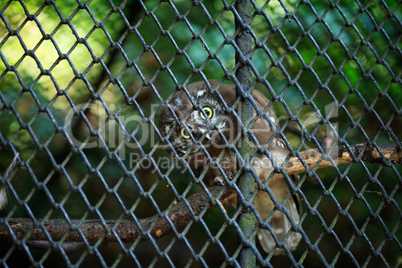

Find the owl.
xmin=159 ymin=80 xmax=301 ymax=254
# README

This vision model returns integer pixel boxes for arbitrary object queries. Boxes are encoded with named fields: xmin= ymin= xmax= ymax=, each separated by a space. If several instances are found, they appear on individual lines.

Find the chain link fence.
xmin=0 ymin=0 xmax=401 ymax=267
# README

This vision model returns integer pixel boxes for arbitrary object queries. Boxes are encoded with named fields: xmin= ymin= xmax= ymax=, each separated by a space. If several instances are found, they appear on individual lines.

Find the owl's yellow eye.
xmin=181 ymin=128 xmax=190 ymax=139
xmin=200 ymin=106 xmax=213 ymax=119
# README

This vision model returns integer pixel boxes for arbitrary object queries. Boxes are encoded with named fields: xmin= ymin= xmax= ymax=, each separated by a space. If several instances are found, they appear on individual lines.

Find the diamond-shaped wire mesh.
xmin=0 ymin=0 xmax=401 ymax=267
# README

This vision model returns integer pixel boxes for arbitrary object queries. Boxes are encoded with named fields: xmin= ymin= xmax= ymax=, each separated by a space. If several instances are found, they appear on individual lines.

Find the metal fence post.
xmin=235 ymin=0 xmax=256 ymax=266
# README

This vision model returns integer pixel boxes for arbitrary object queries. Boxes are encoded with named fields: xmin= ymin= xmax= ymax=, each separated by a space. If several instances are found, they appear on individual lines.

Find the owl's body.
xmin=159 ymin=80 xmax=301 ymax=254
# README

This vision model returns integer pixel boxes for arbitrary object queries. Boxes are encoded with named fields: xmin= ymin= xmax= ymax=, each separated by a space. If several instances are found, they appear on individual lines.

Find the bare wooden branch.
xmin=0 ymin=185 xmax=234 ymax=244
xmin=0 ymin=143 xmax=399 ymax=244
xmin=285 ymin=143 xmax=401 ymax=175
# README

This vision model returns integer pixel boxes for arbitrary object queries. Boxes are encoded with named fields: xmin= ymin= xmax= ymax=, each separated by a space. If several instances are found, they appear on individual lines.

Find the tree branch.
xmin=0 ymin=185 xmax=234 ymax=244
xmin=285 ymin=143 xmax=401 ymax=175
xmin=0 ymin=144 xmax=400 ymax=244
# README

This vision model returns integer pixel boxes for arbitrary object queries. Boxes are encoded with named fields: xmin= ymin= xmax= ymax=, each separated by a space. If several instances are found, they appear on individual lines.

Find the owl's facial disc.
xmin=189 ymin=91 xmax=229 ymax=147
xmin=189 ymin=107 xmax=225 ymax=143
xmin=163 ymin=88 xmax=229 ymax=156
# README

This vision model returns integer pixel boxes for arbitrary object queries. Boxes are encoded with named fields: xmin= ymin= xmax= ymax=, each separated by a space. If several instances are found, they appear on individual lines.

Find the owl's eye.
xmin=200 ymin=106 xmax=213 ymax=119
xmin=180 ymin=128 xmax=190 ymax=139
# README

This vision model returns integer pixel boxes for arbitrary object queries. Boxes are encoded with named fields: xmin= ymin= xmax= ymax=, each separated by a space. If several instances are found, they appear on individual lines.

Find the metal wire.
xmin=0 ymin=0 xmax=400 ymax=267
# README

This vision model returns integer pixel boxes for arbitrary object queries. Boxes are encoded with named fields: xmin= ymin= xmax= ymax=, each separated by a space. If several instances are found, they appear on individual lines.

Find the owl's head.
xmin=159 ymin=81 xmax=231 ymax=156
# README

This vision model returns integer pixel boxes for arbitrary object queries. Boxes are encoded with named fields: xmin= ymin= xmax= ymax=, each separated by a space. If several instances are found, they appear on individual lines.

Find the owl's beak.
xmin=198 ymin=128 xmax=212 ymax=141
